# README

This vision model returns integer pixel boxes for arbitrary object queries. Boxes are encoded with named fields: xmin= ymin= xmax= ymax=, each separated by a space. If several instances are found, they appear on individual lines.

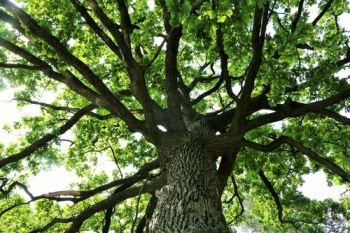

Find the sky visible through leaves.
xmin=0 ymin=1 xmax=350 ymax=231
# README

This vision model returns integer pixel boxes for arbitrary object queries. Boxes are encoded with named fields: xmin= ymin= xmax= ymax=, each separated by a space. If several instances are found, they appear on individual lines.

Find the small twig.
xmin=231 ymin=175 xmax=244 ymax=221
xmin=131 ymin=177 xmax=149 ymax=233
xmin=106 ymin=138 xmax=124 ymax=179
xmin=146 ymin=38 xmax=166 ymax=67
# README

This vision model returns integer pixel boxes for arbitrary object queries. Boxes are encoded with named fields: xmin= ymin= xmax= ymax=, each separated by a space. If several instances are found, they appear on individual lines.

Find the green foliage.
xmin=0 ymin=0 xmax=350 ymax=232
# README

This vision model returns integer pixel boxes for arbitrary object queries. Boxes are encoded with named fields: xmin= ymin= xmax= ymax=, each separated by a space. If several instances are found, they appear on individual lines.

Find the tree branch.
xmin=0 ymin=8 xmax=24 ymax=33
xmin=240 ymin=3 xmax=269 ymax=102
xmin=1 ymin=0 xmax=110 ymax=92
xmin=0 ymin=191 xmax=74 ymax=219
xmin=15 ymin=98 xmax=112 ymax=120
xmin=217 ymin=151 xmax=238 ymax=195
xmin=191 ymin=75 xmax=224 ymax=105
xmin=56 ymin=159 xmax=159 ymax=202
xmin=65 ymin=176 xmax=165 ymax=233
xmin=205 ymin=88 xmax=270 ymax=131
xmin=131 ymin=179 xmax=149 ymax=233
xmin=84 ymin=0 xmax=163 ymax=138
xmin=30 ymin=218 xmax=75 ymax=233
xmin=69 ymin=0 xmax=122 ymax=59
xmin=0 ymin=36 xmax=145 ymax=133
xmin=0 ymin=104 xmax=96 ymax=169
xmin=0 ymin=38 xmax=98 ymax=104
xmin=243 ymin=136 xmax=350 ymax=182
xmin=0 ymin=62 xmax=42 ymax=70
xmin=214 ymin=2 xmax=238 ymax=102
xmin=230 ymin=2 xmax=269 ymax=134
xmin=246 ymin=87 xmax=350 ymax=131
xmin=312 ymin=108 xmax=350 ymax=125
xmin=188 ymin=74 xmax=220 ymax=92
xmin=0 ymin=0 xmax=143 ymax=132
xmin=336 ymin=47 xmax=350 ymax=67
xmin=135 ymin=193 xmax=157 ymax=233
xmin=190 ymin=0 xmax=207 ymax=14
xmin=312 ymin=0 xmax=335 ymax=26
xmin=86 ymin=0 xmax=133 ymax=65
xmin=0 ymin=159 xmax=159 ymax=221
xmin=231 ymin=175 xmax=244 ymax=221
xmin=102 ymin=207 xmax=114 ymax=233
xmin=116 ymin=0 xmax=133 ymax=48
xmin=0 ymin=178 xmax=34 ymax=199
xmin=296 ymin=43 xmax=314 ymax=50
xmin=258 ymin=169 xmax=286 ymax=223
xmin=164 ymin=26 xmax=186 ymax=131
xmin=291 ymin=0 xmax=305 ymax=33
xmin=146 ymin=38 xmax=166 ymax=67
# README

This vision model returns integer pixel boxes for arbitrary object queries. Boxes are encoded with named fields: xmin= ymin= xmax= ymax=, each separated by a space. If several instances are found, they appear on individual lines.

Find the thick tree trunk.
xmin=149 ymin=137 xmax=230 ymax=233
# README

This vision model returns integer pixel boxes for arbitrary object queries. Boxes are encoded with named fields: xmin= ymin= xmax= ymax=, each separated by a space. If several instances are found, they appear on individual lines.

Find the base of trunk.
xmin=149 ymin=138 xmax=229 ymax=233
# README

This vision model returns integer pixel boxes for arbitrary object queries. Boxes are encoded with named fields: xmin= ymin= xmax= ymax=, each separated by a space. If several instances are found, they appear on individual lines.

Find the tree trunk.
xmin=149 ymin=137 xmax=230 ymax=233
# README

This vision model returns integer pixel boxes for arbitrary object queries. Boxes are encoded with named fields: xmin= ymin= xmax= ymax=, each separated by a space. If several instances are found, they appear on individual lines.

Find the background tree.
xmin=0 ymin=0 xmax=350 ymax=232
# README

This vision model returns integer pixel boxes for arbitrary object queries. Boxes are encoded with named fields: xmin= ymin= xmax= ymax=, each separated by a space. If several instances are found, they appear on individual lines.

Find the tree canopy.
xmin=0 ymin=0 xmax=350 ymax=232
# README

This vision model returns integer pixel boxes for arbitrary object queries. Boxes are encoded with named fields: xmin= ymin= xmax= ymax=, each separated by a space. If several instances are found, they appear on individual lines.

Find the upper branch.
xmin=190 ymin=0 xmax=207 ymax=13
xmin=191 ymin=75 xmax=224 ymax=105
xmin=15 ymin=98 xmax=112 ymax=120
xmin=312 ymin=0 xmax=335 ymax=26
xmin=239 ymin=2 xmax=269 ymax=104
xmin=0 ymin=0 xmax=142 ymax=131
xmin=0 ymin=104 xmax=96 ymax=169
xmin=291 ymin=0 xmax=305 ymax=33
xmin=85 ymin=0 xmax=163 ymax=137
xmin=243 ymin=136 xmax=350 ymax=182
xmin=0 ymin=188 xmax=74 ymax=219
xmin=312 ymin=109 xmax=350 ymax=125
xmin=76 ymin=159 xmax=160 ymax=201
xmin=161 ymin=4 xmax=186 ymax=131
xmin=116 ymin=0 xmax=133 ymax=47
xmin=69 ymin=0 xmax=122 ymax=59
xmin=217 ymin=151 xmax=238 ymax=195
xmin=336 ymin=47 xmax=350 ymax=67
xmin=205 ymin=89 xmax=270 ymax=131
xmin=146 ymin=38 xmax=166 ymax=67
xmin=45 ymin=159 xmax=159 ymax=202
xmin=0 ymin=8 xmax=24 ymax=33
xmin=0 ymin=0 xmax=109 ymax=92
xmin=0 ymin=179 xmax=34 ymax=199
xmin=0 ymin=62 xmax=42 ymax=70
xmin=188 ymin=62 xmax=217 ymax=91
xmin=87 ymin=0 xmax=133 ymax=65
xmin=245 ymin=87 xmax=350 ymax=131
xmin=216 ymin=24 xmax=238 ymax=102
xmin=229 ymin=2 xmax=269 ymax=134
xmin=0 ymin=38 xmax=115 ymax=118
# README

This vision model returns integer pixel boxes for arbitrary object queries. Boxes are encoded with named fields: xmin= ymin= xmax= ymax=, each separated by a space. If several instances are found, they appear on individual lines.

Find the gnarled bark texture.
xmin=150 ymin=137 xmax=230 ymax=233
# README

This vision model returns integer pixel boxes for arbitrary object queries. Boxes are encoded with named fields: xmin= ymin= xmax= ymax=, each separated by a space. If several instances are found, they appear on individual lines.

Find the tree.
xmin=0 ymin=0 xmax=350 ymax=232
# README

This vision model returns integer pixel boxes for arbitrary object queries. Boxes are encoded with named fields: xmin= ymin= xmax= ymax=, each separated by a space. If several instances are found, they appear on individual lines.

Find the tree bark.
xmin=150 ymin=137 xmax=230 ymax=233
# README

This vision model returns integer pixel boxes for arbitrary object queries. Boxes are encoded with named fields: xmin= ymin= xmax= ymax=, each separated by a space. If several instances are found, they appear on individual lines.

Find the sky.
xmin=0 ymin=0 xmax=350 ymax=222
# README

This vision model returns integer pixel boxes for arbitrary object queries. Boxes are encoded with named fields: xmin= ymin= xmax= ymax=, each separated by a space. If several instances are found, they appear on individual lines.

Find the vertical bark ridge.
xmin=150 ymin=138 xmax=229 ymax=233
